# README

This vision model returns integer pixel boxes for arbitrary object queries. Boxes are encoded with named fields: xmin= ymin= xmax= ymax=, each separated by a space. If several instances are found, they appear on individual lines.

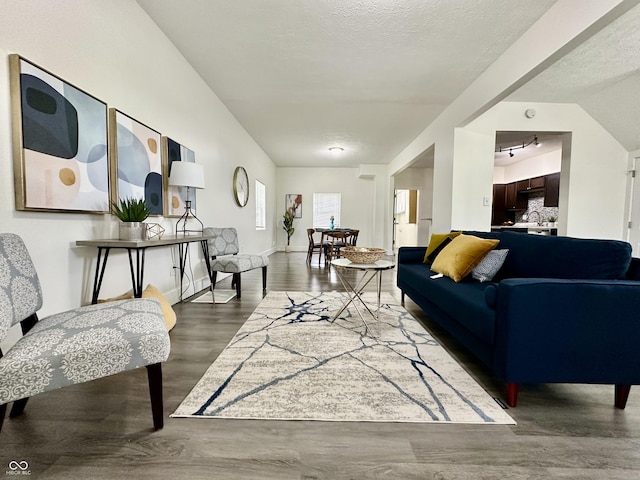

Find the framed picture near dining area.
xmin=286 ymin=194 xmax=302 ymax=218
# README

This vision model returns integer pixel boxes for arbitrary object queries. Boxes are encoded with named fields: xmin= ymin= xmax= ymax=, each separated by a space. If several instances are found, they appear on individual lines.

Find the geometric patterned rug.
xmin=172 ymin=291 xmax=515 ymax=424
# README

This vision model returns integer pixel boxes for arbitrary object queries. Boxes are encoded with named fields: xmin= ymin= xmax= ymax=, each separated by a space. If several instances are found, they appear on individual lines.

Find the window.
xmin=313 ymin=193 xmax=341 ymax=228
xmin=255 ymin=180 xmax=265 ymax=230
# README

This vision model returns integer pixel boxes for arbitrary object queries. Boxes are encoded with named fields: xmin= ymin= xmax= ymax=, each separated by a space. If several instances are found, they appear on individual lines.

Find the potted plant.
xmin=112 ymin=197 xmax=151 ymax=240
xmin=547 ymin=216 xmax=557 ymax=228
xmin=283 ymin=210 xmax=295 ymax=252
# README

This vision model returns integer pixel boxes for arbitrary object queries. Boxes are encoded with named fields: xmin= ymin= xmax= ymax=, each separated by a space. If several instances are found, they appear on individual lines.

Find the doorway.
xmin=393 ymin=189 xmax=420 ymax=250
xmin=627 ymin=156 xmax=640 ymax=255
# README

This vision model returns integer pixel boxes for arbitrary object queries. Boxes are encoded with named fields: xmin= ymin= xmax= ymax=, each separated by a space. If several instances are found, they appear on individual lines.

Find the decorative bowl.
xmin=340 ymin=246 xmax=386 ymax=264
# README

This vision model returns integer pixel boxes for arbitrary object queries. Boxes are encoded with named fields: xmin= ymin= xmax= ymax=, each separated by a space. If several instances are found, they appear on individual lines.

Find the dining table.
xmin=316 ymin=228 xmax=358 ymax=264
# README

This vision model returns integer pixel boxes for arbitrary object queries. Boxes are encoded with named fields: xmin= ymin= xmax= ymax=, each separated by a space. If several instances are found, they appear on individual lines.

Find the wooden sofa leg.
xmin=146 ymin=363 xmax=164 ymax=430
xmin=506 ymin=382 xmax=519 ymax=407
xmin=615 ymin=384 xmax=631 ymax=409
xmin=9 ymin=398 xmax=28 ymax=418
xmin=400 ymin=291 xmax=405 ymax=306
xmin=262 ymin=266 xmax=267 ymax=292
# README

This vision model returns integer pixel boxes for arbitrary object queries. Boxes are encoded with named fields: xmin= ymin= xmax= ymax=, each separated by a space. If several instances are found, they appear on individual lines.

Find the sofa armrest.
xmin=492 ymin=278 xmax=640 ymax=385
xmin=398 ymin=246 xmax=427 ymax=264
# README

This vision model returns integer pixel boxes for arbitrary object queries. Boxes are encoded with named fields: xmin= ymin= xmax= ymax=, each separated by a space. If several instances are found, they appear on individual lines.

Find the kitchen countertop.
xmin=491 ymin=224 xmax=558 ymax=235
xmin=495 ymin=225 xmax=557 ymax=231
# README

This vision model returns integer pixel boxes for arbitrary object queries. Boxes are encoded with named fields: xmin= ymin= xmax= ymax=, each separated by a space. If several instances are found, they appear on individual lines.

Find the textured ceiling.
xmin=508 ymin=3 xmax=640 ymax=152
xmin=136 ymin=0 xmax=557 ymax=167
xmin=137 ymin=1 xmax=637 ymax=168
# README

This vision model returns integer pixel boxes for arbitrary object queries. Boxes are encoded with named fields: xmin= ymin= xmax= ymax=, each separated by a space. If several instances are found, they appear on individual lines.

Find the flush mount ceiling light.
xmin=497 ymin=135 xmax=541 ymax=158
xmin=328 ymin=146 xmax=344 ymax=154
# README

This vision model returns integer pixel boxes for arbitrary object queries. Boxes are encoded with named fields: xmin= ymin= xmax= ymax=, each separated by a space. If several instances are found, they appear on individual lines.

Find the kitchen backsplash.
xmin=515 ymin=192 xmax=559 ymax=224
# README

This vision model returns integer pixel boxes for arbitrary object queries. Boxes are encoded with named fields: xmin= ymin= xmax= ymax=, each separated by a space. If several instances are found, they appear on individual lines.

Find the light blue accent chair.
xmin=0 ymin=233 xmax=171 ymax=431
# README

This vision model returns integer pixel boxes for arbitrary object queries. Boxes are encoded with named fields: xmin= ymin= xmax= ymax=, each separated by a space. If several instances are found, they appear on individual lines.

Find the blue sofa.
xmin=397 ymin=230 xmax=640 ymax=408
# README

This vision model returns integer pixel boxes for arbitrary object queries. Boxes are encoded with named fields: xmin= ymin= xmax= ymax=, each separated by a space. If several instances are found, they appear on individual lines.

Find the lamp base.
xmin=175 ymin=200 xmax=203 ymax=236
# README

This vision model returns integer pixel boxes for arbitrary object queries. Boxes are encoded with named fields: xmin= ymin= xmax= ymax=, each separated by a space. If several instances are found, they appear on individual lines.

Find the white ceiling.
xmin=136 ymin=0 xmax=639 ymax=168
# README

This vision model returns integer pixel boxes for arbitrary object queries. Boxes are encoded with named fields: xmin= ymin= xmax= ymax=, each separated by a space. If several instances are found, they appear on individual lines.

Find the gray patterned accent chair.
xmin=0 ymin=233 xmax=171 ymax=431
xmin=204 ymin=227 xmax=269 ymax=299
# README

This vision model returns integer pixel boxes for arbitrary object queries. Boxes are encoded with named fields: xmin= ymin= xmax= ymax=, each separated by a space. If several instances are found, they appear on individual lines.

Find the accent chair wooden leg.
xmin=615 ymin=384 xmax=631 ymax=409
xmin=146 ymin=363 xmax=164 ymax=430
xmin=0 ymin=403 xmax=6 ymax=433
xmin=506 ymin=382 xmax=519 ymax=407
xmin=9 ymin=398 xmax=28 ymax=418
xmin=262 ymin=266 xmax=267 ymax=292
xmin=211 ymin=271 xmax=218 ymax=290
xmin=234 ymin=273 xmax=241 ymax=299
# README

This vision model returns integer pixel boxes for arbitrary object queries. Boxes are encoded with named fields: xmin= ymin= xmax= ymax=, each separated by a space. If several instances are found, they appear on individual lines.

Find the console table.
xmin=76 ymin=234 xmax=213 ymax=304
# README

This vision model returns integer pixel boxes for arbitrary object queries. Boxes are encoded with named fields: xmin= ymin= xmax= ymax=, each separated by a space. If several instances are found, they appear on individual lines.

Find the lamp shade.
xmin=168 ymin=161 xmax=205 ymax=189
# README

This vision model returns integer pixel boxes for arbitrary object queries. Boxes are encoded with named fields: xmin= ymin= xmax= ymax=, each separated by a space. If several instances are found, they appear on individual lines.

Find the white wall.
xmin=460 ymin=102 xmax=629 ymax=239
xmin=0 ymin=0 xmax=276 ymax=314
xmin=276 ymin=167 xmax=378 ymax=250
xmin=388 ymin=0 xmax=630 ymax=235
xmin=494 ymin=149 xmax=562 ymax=184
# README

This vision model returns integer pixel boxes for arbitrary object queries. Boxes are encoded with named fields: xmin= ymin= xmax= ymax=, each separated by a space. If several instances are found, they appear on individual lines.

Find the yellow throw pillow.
xmin=142 ymin=284 xmax=177 ymax=331
xmin=431 ymin=234 xmax=500 ymax=282
xmin=423 ymin=231 xmax=462 ymax=264
xmin=97 ymin=289 xmax=133 ymax=303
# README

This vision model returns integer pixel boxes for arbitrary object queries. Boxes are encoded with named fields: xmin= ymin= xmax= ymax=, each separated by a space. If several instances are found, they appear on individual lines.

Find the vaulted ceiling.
xmin=137 ymin=0 xmax=640 ymax=168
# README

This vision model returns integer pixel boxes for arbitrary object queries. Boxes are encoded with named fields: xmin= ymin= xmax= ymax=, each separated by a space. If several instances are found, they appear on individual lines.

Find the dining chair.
xmin=324 ymin=231 xmax=352 ymax=264
xmin=349 ymin=229 xmax=359 ymax=246
xmin=0 ymin=233 xmax=171 ymax=432
xmin=306 ymin=228 xmax=323 ymax=264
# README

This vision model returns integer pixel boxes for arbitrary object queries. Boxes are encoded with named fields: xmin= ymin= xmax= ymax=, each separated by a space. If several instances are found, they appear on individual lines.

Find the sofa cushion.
xmin=423 ymin=231 xmax=461 ymax=264
xmin=431 ymin=234 xmax=499 ymax=282
xmin=401 ymin=263 xmax=496 ymax=345
xmin=465 ymin=231 xmax=632 ymax=280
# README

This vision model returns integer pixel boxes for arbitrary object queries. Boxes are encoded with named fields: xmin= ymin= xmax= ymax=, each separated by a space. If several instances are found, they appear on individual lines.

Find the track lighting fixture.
xmin=497 ymin=135 xmax=541 ymax=157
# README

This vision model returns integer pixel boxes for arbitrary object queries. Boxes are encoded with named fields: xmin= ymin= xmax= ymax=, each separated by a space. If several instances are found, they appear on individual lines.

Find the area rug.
xmin=172 ymin=291 xmax=515 ymax=424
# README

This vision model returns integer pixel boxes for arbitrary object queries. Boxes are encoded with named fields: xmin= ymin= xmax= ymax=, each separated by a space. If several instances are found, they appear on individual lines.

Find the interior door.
xmin=628 ymin=157 xmax=640 ymax=256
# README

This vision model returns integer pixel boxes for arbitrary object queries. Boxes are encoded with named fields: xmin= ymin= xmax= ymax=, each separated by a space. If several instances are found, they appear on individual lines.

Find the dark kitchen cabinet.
xmin=505 ymin=182 xmax=527 ymax=210
xmin=491 ymin=183 xmax=509 ymax=226
xmin=517 ymin=175 xmax=545 ymax=192
xmin=544 ymin=172 xmax=561 ymax=207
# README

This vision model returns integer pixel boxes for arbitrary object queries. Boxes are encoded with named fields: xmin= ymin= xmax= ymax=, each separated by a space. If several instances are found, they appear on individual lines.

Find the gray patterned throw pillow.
xmin=471 ymin=249 xmax=509 ymax=282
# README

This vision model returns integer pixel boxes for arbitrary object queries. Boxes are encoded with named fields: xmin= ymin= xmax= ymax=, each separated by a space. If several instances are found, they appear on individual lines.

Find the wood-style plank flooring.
xmin=2 ymin=251 xmax=640 ymax=479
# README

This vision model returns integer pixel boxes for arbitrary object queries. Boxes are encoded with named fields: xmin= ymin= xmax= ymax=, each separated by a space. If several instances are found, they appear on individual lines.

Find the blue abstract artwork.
xmin=165 ymin=137 xmax=196 ymax=217
xmin=110 ymin=110 xmax=164 ymax=215
xmin=11 ymin=55 xmax=109 ymax=212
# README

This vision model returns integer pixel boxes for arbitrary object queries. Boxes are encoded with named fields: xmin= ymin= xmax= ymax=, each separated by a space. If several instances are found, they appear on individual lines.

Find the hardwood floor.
xmin=2 ymin=251 xmax=640 ymax=479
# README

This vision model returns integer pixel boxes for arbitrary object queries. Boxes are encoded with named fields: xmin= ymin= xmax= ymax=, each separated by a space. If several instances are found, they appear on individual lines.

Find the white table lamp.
xmin=169 ymin=161 xmax=205 ymax=235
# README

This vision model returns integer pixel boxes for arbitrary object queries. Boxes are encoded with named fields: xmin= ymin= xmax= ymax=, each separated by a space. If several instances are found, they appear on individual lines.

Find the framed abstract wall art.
xmin=10 ymin=54 xmax=110 ymax=213
xmin=163 ymin=136 xmax=196 ymax=217
xmin=286 ymin=194 xmax=302 ymax=218
xmin=108 ymin=109 xmax=164 ymax=215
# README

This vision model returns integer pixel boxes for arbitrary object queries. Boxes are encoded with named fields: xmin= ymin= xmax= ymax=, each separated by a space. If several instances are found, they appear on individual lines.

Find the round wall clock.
xmin=233 ymin=166 xmax=249 ymax=207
